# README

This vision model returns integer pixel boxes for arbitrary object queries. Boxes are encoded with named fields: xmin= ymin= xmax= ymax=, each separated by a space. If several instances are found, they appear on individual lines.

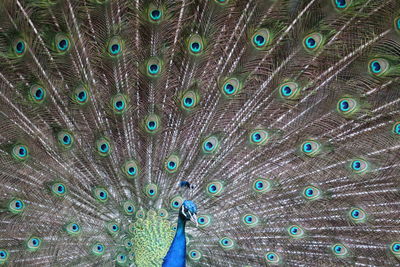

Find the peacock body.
xmin=1 ymin=0 xmax=400 ymax=266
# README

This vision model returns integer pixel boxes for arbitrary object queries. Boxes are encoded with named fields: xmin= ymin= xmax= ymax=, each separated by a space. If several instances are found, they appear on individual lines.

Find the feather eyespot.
xmin=252 ymin=178 xmax=272 ymax=193
xmin=265 ymin=252 xmax=281 ymax=264
xmin=93 ymin=187 xmax=109 ymax=203
xmin=288 ymin=225 xmax=305 ymax=238
xmin=73 ymin=85 xmax=89 ymax=105
xmin=146 ymin=57 xmax=163 ymax=77
xmin=241 ymin=214 xmax=259 ymax=227
xmin=145 ymin=183 xmax=158 ymax=198
xmin=8 ymin=198 xmax=26 ymax=214
xmin=181 ymin=90 xmax=199 ymax=110
xmin=251 ymin=29 xmax=270 ymax=50
xmin=0 ymin=250 xmax=9 ymax=263
xmin=214 ymin=0 xmax=229 ymax=5
xmin=348 ymin=207 xmax=366 ymax=223
xmin=219 ymin=237 xmax=234 ymax=249
xmin=116 ymin=253 xmax=127 ymax=264
xmin=333 ymin=0 xmax=351 ymax=10
xmin=123 ymin=201 xmax=135 ymax=215
xmin=158 ymin=208 xmax=168 ymax=218
xmin=91 ymin=243 xmax=105 ymax=256
xmin=26 ymin=237 xmax=42 ymax=251
xmin=390 ymin=242 xmax=400 ymax=256
xmin=337 ymin=97 xmax=359 ymax=116
xmin=96 ymin=137 xmax=111 ymax=156
xmin=302 ymin=186 xmax=321 ymax=200
xmin=187 ymin=34 xmax=204 ymax=55
xmin=202 ymin=136 xmax=219 ymax=154
xmin=303 ymin=33 xmax=323 ymax=52
xmin=107 ymin=36 xmax=123 ymax=56
xmin=145 ymin=114 xmax=161 ymax=133
xmin=188 ymin=249 xmax=202 ymax=261
xmin=331 ymin=243 xmax=349 ymax=257
xmin=368 ymin=58 xmax=389 ymax=76
xmin=29 ymin=84 xmax=46 ymax=103
xmin=51 ymin=182 xmax=68 ymax=197
xmin=111 ymin=94 xmax=127 ymax=114
xmin=206 ymin=181 xmax=224 ymax=196
xmin=279 ymin=82 xmax=301 ymax=100
xmin=197 ymin=215 xmax=212 ymax=227
xmin=148 ymin=6 xmax=163 ymax=23
xmin=107 ymin=222 xmax=120 ymax=235
xmin=57 ymin=131 xmax=74 ymax=149
xmin=170 ymin=196 xmax=183 ymax=210
xmin=12 ymin=144 xmax=29 ymax=161
xmin=350 ymin=159 xmax=369 ymax=174
xmin=54 ymin=34 xmax=71 ymax=53
xmin=301 ymin=140 xmax=321 ymax=157
xmin=249 ymin=129 xmax=269 ymax=145
xmin=165 ymin=155 xmax=181 ymax=173
xmin=13 ymin=38 xmax=26 ymax=57
xmin=136 ymin=209 xmax=145 ymax=219
xmin=65 ymin=222 xmax=81 ymax=236
xmin=395 ymin=17 xmax=400 ymax=32
xmin=221 ymin=77 xmax=242 ymax=97
xmin=122 ymin=160 xmax=139 ymax=179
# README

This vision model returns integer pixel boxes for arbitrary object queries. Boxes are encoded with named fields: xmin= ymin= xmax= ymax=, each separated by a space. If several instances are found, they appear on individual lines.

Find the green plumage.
xmin=0 ymin=0 xmax=400 ymax=266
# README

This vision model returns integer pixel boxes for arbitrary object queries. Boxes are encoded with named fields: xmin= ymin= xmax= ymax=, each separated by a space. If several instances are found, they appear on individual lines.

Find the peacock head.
xmin=180 ymin=200 xmax=198 ymax=226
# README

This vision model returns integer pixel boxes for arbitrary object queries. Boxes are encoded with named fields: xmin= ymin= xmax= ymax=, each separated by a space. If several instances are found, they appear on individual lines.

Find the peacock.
xmin=1 ymin=0 xmax=400 ymax=266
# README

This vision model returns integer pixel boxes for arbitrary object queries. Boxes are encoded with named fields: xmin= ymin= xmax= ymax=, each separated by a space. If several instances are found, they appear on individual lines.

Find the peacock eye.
xmin=111 ymin=94 xmax=127 ymax=114
xmin=145 ymin=183 xmax=158 ymax=198
xmin=221 ymin=77 xmax=242 ymax=97
xmin=51 ymin=182 xmax=68 ymax=197
xmin=107 ymin=222 xmax=120 ymax=235
xmin=29 ymin=84 xmax=47 ymax=103
xmin=331 ymin=243 xmax=349 ymax=257
xmin=54 ymin=33 xmax=71 ymax=53
xmin=202 ymin=136 xmax=220 ymax=154
xmin=197 ymin=215 xmax=212 ymax=228
xmin=170 ymin=196 xmax=183 ymax=210
xmin=91 ymin=243 xmax=105 ymax=256
xmin=303 ymin=33 xmax=323 ymax=51
xmin=107 ymin=36 xmax=123 ymax=56
xmin=145 ymin=114 xmax=161 ymax=133
xmin=332 ymin=0 xmax=352 ymax=10
xmin=26 ymin=237 xmax=42 ymax=251
xmin=65 ymin=222 xmax=81 ymax=235
xmin=206 ymin=181 xmax=224 ymax=196
xmin=135 ymin=209 xmax=146 ymax=219
xmin=350 ymin=159 xmax=369 ymax=174
xmin=158 ymin=208 xmax=168 ymax=218
xmin=188 ymin=249 xmax=202 ymax=260
xmin=251 ymin=29 xmax=270 ymax=50
xmin=390 ymin=242 xmax=400 ymax=256
xmin=8 ymin=198 xmax=26 ymax=214
xmin=146 ymin=57 xmax=163 ymax=77
xmin=13 ymin=38 xmax=27 ymax=56
xmin=249 ymin=129 xmax=269 ymax=145
xmin=96 ymin=137 xmax=112 ymax=156
xmin=301 ymin=140 xmax=321 ymax=157
xmin=265 ymin=252 xmax=281 ymax=263
xmin=0 ymin=249 xmax=9 ymax=263
xmin=348 ymin=207 xmax=367 ymax=223
xmin=122 ymin=160 xmax=139 ymax=179
xmin=337 ymin=97 xmax=359 ymax=116
xmin=241 ymin=214 xmax=259 ymax=227
xmin=148 ymin=6 xmax=163 ymax=23
xmin=116 ymin=253 xmax=127 ymax=264
xmin=302 ymin=186 xmax=321 ymax=200
xmin=93 ymin=187 xmax=109 ymax=203
xmin=187 ymin=34 xmax=204 ymax=55
xmin=288 ymin=225 xmax=305 ymax=238
xmin=165 ymin=155 xmax=181 ymax=173
xmin=57 ymin=131 xmax=74 ymax=149
xmin=123 ymin=201 xmax=135 ymax=215
xmin=12 ymin=144 xmax=29 ymax=161
xmin=219 ymin=237 xmax=235 ymax=249
xmin=279 ymin=81 xmax=301 ymax=100
xmin=73 ymin=85 xmax=89 ymax=105
xmin=368 ymin=58 xmax=389 ymax=76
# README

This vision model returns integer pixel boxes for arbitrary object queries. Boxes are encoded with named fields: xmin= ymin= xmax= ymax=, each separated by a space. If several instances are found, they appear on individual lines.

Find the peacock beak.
xmin=189 ymin=211 xmax=198 ymax=227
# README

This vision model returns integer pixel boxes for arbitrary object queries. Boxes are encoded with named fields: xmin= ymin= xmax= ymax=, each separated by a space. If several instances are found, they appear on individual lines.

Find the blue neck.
xmin=162 ymin=215 xmax=187 ymax=267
